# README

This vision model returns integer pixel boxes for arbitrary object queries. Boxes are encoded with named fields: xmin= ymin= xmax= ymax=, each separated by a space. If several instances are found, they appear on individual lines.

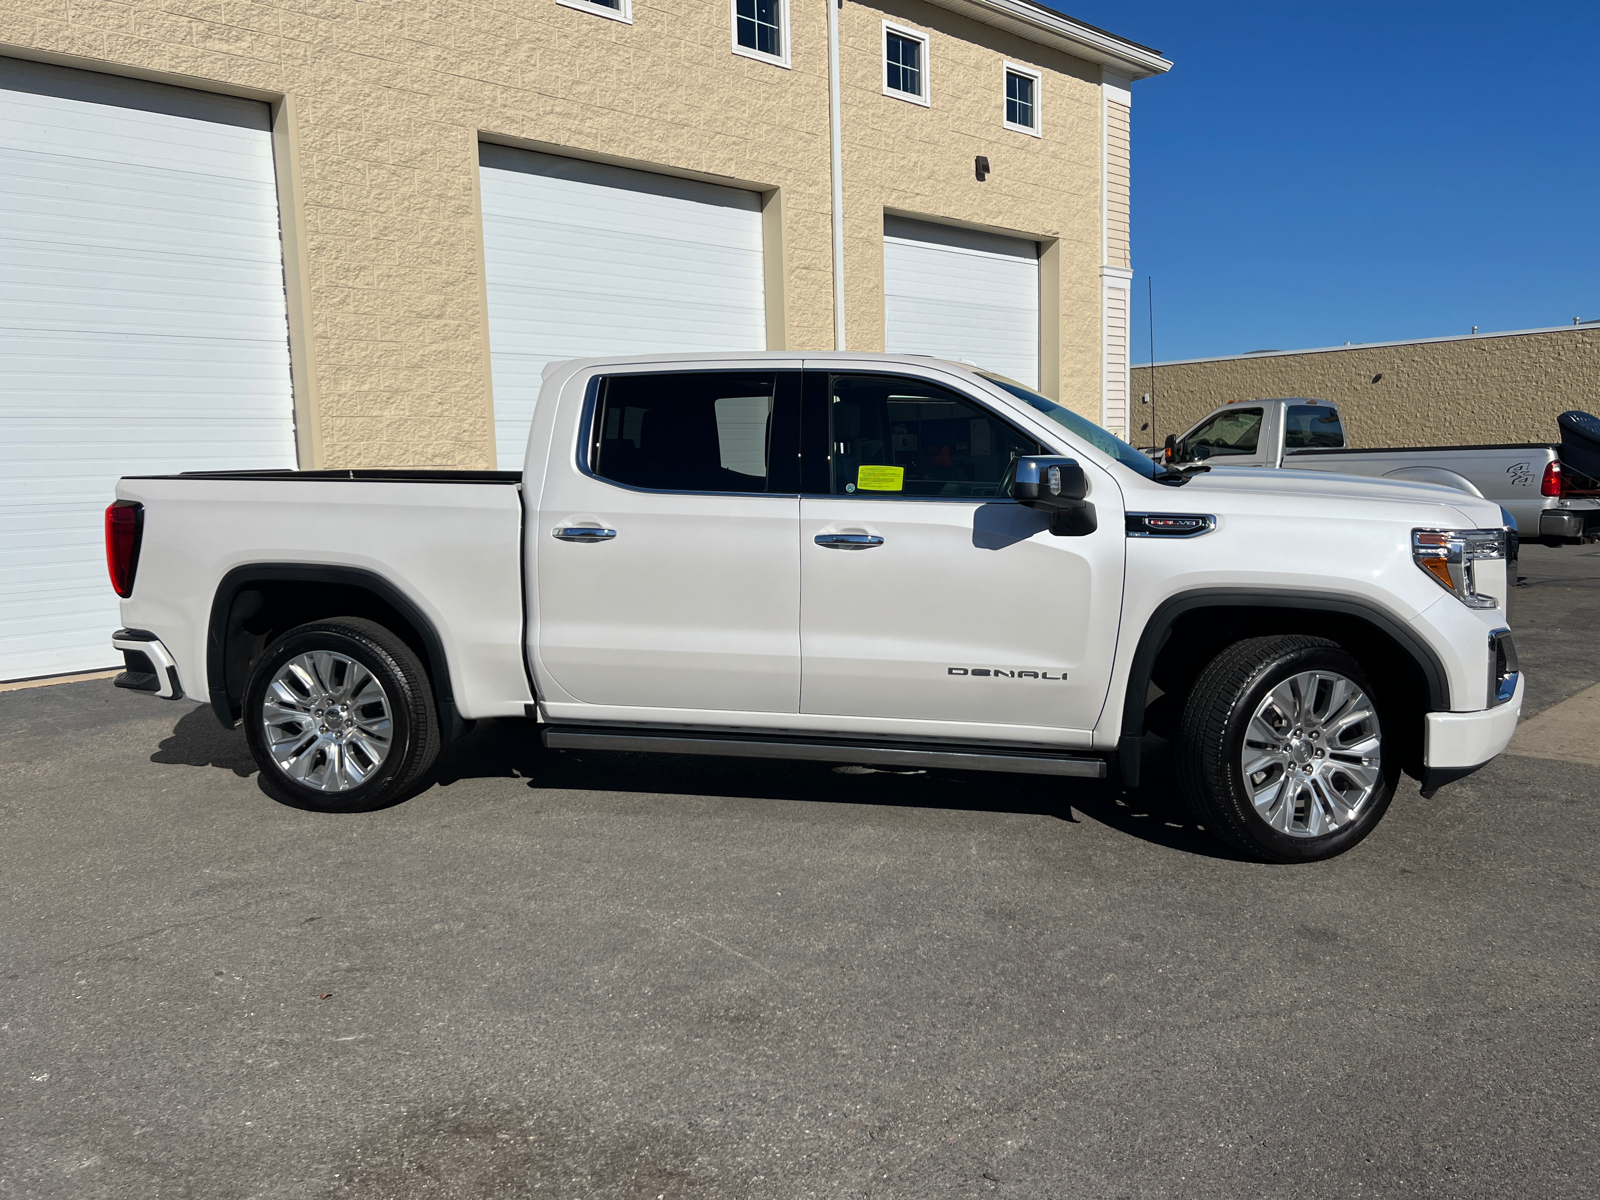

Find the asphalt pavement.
xmin=2 ymin=545 xmax=1597 ymax=1199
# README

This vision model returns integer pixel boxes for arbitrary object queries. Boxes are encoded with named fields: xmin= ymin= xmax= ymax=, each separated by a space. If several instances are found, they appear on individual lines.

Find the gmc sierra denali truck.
xmin=1159 ymin=396 xmax=1600 ymax=543
xmin=105 ymin=353 xmax=1524 ymax=863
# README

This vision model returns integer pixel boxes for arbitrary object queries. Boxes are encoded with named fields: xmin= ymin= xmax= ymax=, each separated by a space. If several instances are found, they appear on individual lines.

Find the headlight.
xmin=1412 ymin=528 xmax=1506 ymax=609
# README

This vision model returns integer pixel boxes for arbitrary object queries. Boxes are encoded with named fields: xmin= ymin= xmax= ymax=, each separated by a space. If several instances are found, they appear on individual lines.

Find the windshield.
xmin=980 ymin=373 xmax=1159 ymax=479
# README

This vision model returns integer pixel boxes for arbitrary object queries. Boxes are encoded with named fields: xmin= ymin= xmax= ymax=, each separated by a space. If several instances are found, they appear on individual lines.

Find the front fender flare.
xmin=1116 ymin=588 xmax=1452 ymax=786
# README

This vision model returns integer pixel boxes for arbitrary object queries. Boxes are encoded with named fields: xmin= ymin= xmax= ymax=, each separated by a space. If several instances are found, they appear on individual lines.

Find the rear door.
xmin=796 ymin=369 xmax=1125 ymax=740
xmin=534 ymin=367 xmax=803 ymax=715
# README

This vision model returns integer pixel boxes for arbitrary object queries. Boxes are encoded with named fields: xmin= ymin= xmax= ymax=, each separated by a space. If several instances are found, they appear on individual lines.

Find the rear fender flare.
xmin=1117 ymin=588 xmax=1451 ymax=786
xmin=207 ymin=564 xmax=460 ymax=739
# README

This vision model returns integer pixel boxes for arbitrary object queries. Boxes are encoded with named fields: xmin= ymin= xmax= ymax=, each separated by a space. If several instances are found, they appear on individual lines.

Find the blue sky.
xmin=1052 ymin=1 xmax=1600 ymax=363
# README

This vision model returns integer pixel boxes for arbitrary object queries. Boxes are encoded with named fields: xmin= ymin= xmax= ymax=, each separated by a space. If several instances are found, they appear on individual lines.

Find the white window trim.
xmin=730 ymin=0 xmax=791 ymax=68
xmin=882 ymin=20 xmax=931 ymax=107
xmin=1003 ymin=62 xmax=1042 ymax=137
xmin=557 ymin=0 xmax=632 ymax=25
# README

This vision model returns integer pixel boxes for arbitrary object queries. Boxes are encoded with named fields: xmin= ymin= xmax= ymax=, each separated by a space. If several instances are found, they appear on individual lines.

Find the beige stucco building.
xmin=0 ymin=0 xmax=1171 ymax=680
xmin=0 ymin=0 xmax=1169 ymax=471
xmin=1140 ymin=324 xmax=1600 ymax=449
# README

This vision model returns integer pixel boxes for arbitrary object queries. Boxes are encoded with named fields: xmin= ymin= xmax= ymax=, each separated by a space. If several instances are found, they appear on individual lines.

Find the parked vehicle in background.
xmin=1159 ymin=397 xmax=1600 ymax=545
xmin=106 ymin=354 xmax=1523 ymax=863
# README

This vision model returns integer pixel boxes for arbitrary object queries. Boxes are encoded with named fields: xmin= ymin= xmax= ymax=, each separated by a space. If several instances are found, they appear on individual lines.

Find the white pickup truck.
xmin=106 ymin=353 xmax=1524 ymax=863
xmin=1161 ymin=396 xmax=1600 ymax=544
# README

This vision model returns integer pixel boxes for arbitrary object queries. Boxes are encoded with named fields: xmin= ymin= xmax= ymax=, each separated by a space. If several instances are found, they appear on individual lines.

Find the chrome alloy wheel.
xmin=260 ymin=651 xmax=393 ymax=792
xmin=1240 ymin=670 xmax=1382 ymax=838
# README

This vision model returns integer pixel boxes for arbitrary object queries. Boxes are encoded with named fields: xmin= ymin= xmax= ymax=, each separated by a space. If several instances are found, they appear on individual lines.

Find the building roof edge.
xmin=1135 ymin=322 xmax=1600 ymax=369
xmin=922 ymin=0 xmax=1173 ymax=78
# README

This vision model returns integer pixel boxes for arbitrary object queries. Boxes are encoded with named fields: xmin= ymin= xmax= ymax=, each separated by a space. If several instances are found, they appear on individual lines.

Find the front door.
xmin=1176 ymin=405 xmax=1269 ymax=467
xmin=535 ymin=368 xmax=802 ymax=714
xmin=798 ymin=370 xmax=1125 ymax=740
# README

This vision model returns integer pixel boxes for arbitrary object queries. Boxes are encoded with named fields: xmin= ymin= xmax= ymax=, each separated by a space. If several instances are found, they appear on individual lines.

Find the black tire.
xmin=243 ymin=617 xmax=440 ymax=813
xmin=1175 ymin=635 xmax=1398 ymax=863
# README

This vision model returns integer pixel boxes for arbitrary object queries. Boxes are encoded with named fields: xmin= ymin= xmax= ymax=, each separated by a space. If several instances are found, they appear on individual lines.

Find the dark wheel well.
xmin=1124 ymin=598 xmax=1442 ymax=786
xmin=208 ymin=566 xmax=464 ymax=740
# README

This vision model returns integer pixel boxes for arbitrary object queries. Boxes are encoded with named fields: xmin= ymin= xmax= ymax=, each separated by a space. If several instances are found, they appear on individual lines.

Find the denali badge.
xmin=948 ymin=667 xmax=1068 ymax=680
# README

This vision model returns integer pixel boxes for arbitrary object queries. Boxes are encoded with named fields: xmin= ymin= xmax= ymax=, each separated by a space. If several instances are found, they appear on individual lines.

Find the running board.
xmin=540 ymin=727 xmax=1107 ymax=778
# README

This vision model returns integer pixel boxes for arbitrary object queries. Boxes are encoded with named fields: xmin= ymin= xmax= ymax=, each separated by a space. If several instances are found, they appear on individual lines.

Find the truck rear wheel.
xmin=1175 ymin=635 xmax=1397 ymax=863
xmin=243 ymin=617 xmax=440 ymax=813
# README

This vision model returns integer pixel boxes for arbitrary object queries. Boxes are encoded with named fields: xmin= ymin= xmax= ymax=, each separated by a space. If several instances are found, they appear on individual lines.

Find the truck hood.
xmin=1171 ymin=466 xmax=1505 ymax=527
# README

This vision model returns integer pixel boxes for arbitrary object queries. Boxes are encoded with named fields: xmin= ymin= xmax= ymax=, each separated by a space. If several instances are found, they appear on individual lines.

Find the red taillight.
xmin=105 ymin=501 xmax=144 ymax=598
xmin=1541 ymin=461 xmax=1562 ymax=497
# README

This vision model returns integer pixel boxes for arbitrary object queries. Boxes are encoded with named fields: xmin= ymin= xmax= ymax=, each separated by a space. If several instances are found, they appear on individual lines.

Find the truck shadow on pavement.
xmin=429 ymin=718 xmax=1248 ymax=861
xmin=150 ymin=703 xmax=258 ymax=777
xmin=147 ymin=706 xmax=1244 ymax=859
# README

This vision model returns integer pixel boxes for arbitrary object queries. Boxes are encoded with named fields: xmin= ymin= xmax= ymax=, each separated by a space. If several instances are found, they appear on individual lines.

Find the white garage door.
xmin=0 ymin=59 xmax=296 ymax=682
xmin=884 ymin=216 xmax=1040 ymax=389
xmin=479 ymin=145 xmax=767 ymax=469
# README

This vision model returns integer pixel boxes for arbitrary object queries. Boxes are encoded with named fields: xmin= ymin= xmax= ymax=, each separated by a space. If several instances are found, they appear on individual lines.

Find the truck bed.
xmin=1286 ymin=443 xmax=1558 ymax=457
xmin=112 ymin=470 xmax=533 ymax=724
xmin=1281 ymin=442 xmax=1560 ymax=532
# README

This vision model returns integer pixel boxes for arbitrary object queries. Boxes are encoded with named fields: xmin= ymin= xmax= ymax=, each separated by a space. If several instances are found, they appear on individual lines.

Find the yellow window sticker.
xmin=856 ymin=465 xmax=904 ymax=492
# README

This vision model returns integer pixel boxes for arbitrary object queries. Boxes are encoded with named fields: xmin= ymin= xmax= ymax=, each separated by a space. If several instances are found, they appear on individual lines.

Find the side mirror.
xmin=1163 ymin=434 xmax=1176 ymax=463
xmin=1013 ymin=456 xmax=1096 ymax=537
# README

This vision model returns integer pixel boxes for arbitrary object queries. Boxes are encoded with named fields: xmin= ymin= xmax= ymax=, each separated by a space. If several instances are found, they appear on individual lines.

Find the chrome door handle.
xmin=814 ymin=533 xmax=884 ymax=549
xmin=552 ymin=527 xmax=617 ymax=543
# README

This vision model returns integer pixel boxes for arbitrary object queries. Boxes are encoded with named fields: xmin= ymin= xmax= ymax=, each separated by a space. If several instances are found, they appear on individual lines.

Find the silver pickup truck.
xmin=1160 ymin=398 xmax=1600 ymax=545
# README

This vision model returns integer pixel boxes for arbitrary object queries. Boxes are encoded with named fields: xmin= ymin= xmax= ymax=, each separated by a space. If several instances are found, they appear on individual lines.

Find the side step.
xmin=540 ymin=726 xmax=1106 ymax=779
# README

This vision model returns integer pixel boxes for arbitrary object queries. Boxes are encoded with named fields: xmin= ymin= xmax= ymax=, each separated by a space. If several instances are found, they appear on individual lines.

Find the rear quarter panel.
xmin=113 ymin=477 xmax=532 ymax=718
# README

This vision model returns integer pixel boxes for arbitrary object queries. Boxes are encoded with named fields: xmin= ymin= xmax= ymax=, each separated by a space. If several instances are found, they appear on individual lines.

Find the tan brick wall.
xmin=1143 ymin=328 xmax=1600 ymax=448
xmin=1 ymin=0 xmax=1118 ymax=463
xmin=839 ymin=0 xmax=1105 ymax=417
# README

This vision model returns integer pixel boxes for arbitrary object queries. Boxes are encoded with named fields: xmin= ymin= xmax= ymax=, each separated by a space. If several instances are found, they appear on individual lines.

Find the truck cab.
xmin=1166 ymin=398 xmax=1345 ymax=468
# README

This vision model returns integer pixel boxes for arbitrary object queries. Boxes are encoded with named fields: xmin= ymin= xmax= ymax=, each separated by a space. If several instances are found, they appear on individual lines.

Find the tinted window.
xmin=592 ymin=372 xmax=781 ymax=493
xmin=1181 ymin=407 xmax=1262 ymax=461
xmin=1284 ymin=403 xmax=1345 ymax=450
xmin=826 ymin=374 xmax=1040 ymax=498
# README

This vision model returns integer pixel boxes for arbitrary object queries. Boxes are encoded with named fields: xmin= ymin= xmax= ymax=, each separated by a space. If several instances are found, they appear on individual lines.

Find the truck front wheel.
xmin=1175 ymin=635 xmax=1398 ymax=863
xmin=243 ymin=617 xmax=440 ymax=813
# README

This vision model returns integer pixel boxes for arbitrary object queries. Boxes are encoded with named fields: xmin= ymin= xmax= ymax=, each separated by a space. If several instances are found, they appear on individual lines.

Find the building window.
xmin=1004 ymin=64 xmax=1041 ymax=135
xmin=883 ymin=23 xmax=930 ymax=106
xmin=557 ymin=0 xmax=632 ymax=25
xmin=732 ymin=0 xmax=789 ymax=67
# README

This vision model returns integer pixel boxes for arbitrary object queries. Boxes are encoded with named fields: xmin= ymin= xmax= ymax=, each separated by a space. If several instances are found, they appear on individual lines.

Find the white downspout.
xmin=826 ymin=0 xmax=846 ymax=349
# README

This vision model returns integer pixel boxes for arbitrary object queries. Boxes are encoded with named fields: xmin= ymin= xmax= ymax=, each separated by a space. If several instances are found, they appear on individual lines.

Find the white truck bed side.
xmin=113 ymin=475 xmax=533 ymax=719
